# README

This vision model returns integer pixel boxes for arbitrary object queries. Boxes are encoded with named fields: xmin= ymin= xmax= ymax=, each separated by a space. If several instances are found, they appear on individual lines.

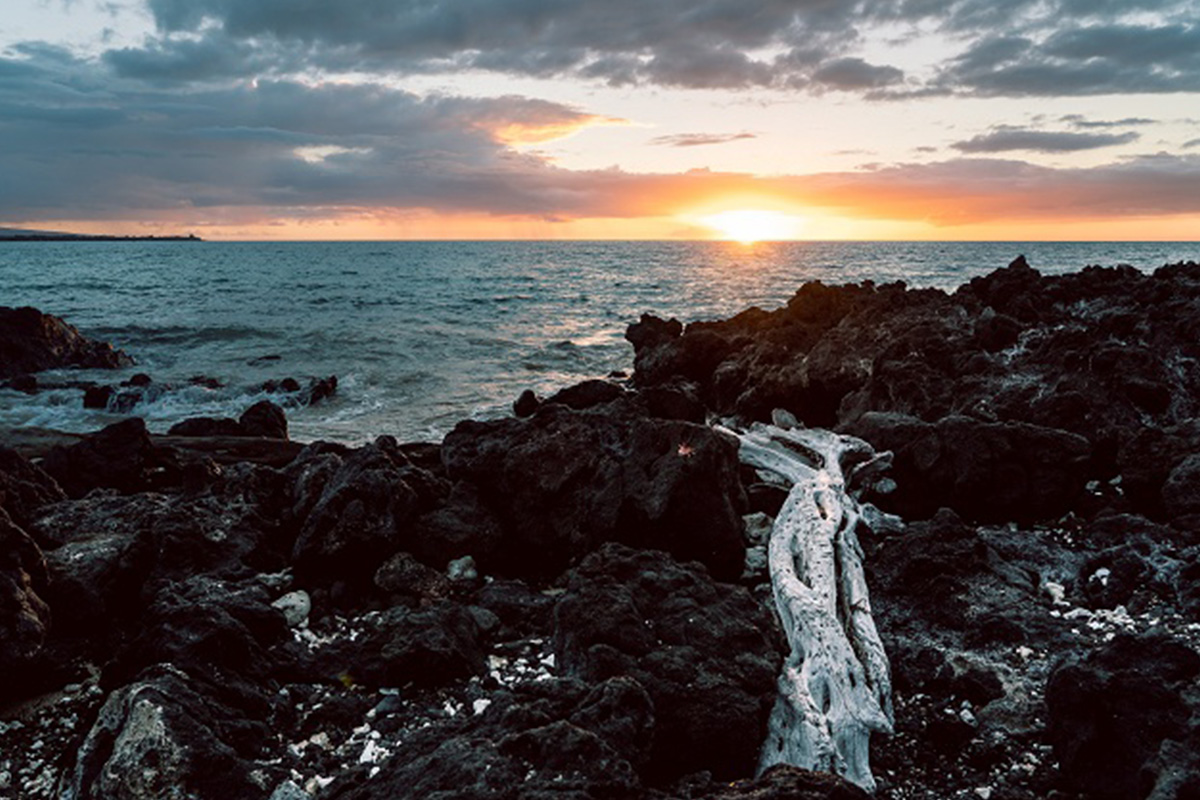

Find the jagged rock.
xmin=317 ymin=601 xmax=485 ymax=688
xmin=41 ymin=417 xmax=161 ymax=498
xmin=168 ymin=417 xmax=246 ymax=437
xmin=472 ymin=578 xmax=556 ymax=639
xmin=0 ymin=445 xmax=65 ymax=530
xmin=287 ymin=443 xmax=433 ymax=588
xmin=702 ymin=764 xmax=872 ymax=799
xmin=0 ymin=508 xmax=51 ymax=676
xmin=544 ymin=379 xmax=624 ymax=410
xmin=323 ymin=677 xmax=648 ymax=800
xmin=0 ymin=305 xmax=133 ymax=379
xmin=443 ymin=404 xmax=746 ymax=581
xmin=844 ymin=412 xmax=1090 ymax=523
xmin=553 ymin=543 xmax=783 ymax=782
xmin=69 ymin=665 xmax=277 ymax=800
xmin=374 ymin=551 xmax=451 ymax=603
xmin=1047 ymin=633 xmax=1200 ymax=799
xmin=240 ymin=399 xmax=288 ymax=440
xmin=407 ymin=481 xmax=504 ymax=570
xmin=82 ymin=384 xmax=113 ymax=409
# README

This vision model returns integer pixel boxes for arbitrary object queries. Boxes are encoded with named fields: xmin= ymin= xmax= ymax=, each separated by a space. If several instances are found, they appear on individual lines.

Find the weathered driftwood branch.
xmin=719 ymin=416 xmax=894 ymax=792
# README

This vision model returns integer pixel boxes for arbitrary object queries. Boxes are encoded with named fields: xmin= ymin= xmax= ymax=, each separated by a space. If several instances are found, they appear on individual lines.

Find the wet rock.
xmin=82 ymin=384 xmax=113 ymax=409
xmin=553 ymin=543 xmax=783 ymax=782
xmin=41 ymin=417 xmax=161 ymax=498
xmin=0 ymin=305 xmax=133 ymax=379
xmin=545 ymin=379 xmax=624 ymax=410
xmin=299 ymin=375 xmax=338 ymax=406
xmin=0 ymin=445 xmax=65 ymax=530
xmin=3 ymin=373 xmax=37 ymax=393
xmin=239 ymin=399 xmax=288 ymax=440
xmin=443 ymin=404 xmax=746 ymax=581
xmin=844 ymin=412 xmax=1090 ymax=523
xmin=1046 ymin=633 xmax=1200 ymax=799
xmin=168 ymin=416 xmax=246 ymax=437
xmin=0 ymin=508 xmax=51 ymax=676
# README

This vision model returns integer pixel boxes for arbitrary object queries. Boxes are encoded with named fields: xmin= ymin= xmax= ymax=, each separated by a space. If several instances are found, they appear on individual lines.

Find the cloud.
xmin=952 ymin=126 xmax=1141 ymax=153
xmin=3 ymin=37 xmax=1198 ymax=232
xmin=1184 ymin=138 xmax=1200 ymax=149
xmin=1060 ymin=114 xmax=1157 ymax=129
xmin=650 ymin=132 xmax=757 ymax=147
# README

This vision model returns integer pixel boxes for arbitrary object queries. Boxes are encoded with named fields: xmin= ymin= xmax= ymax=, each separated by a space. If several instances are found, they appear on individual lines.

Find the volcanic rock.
xmin=442 ymin=403 xmax=746 ymax=581
xmin=240 ymin=399 xmax=289 ymax=439
xmin=41 ymin=417 xmax=161 ymax=498
xmin=553 ymin=543 xmax=783 ymax=782
xmin=0 ymin=306 xmax=133 ymax=379
xmin=0 ymin=508 xmax=51 ymax=676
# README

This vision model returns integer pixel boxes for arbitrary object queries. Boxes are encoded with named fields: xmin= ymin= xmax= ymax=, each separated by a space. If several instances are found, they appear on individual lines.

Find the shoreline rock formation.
xmin=3 ymin=257 xmax=1200 ymax=799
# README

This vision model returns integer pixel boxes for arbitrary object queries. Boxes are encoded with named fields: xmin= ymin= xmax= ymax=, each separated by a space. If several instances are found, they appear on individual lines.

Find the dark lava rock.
xmin=300 ymin=375 xmax=338 ymax=406
xmin=317 ymin=601 xmax=485 ymax=688
xmin=82 ymin=384 xmax=113 ymax=409
xmin=845 ymin=412 xmax=1090 ymax=523
xmin=324 ymin=677 xmax=648 ymax=800
xmin=41 ymin=417 xmax=161 ymax=498
xmin=1046 ymin=633 xmax=1200 ymax=799
xmin=473 ymin=578 xmax=556 ymax=638
xmin=4 ymin=373 xmax=37 ymax=393
xmin=33 ymin=489 xmax=280 ymax=641
xmin=0 ymin=508 xmax=51 ymax=676
xmin=168 ymin=416 xmax=247 ymax=437
xmin=0 ymin=305 xmax=133 ymax=379
xmin=0 ymin=445 xmax=66 ymax=530
xmin=374 ymin=550 xmax=451 ymax=603
xmin=512 ymin=388 xmax=539 ymax=417
xmin=287 ymin=443 xmax=433 ymax=588
xmin=544 ymin=379 xmax=624 ymax=410
xmin=239 ymin=399 xmax=288 ymax=439
xmin=68 ymin=665 xmax=278 ymax=800
xmin=1162 ymin=453 xmax=1200 ymax=518
xmin=701 ymin=764 xmax=873 ymax=799
xmin=553 ymin=543 xmax=783 ymax=782
xmin=407 ymin=481 xmax=504 ymax=570
xmin=442 ymin=404 xmax=746 ymax=581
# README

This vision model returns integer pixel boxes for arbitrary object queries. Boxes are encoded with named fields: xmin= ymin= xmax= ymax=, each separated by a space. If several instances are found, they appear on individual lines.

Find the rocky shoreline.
xmin=3 ymin=256 xmax=1200 ymax=799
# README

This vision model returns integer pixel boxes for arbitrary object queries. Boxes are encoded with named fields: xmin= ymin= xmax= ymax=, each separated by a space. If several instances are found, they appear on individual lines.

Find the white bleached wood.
xmin=719 ymin=420 xmax=894 ymax=792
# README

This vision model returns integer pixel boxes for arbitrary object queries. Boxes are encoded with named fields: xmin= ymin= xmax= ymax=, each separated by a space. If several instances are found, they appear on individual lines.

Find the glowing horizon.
xmin=2 ymin=0 xmax=1198 ymax=242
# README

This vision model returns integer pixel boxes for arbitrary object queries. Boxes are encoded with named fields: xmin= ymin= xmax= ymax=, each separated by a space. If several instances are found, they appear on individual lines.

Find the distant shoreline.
xmin=0 ymin=233 xmax=202 ymax=242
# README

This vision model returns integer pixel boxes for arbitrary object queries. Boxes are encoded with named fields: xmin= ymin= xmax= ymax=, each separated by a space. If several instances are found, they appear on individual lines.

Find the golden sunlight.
xmin=699 ymin=209 xmax=806 ymax=243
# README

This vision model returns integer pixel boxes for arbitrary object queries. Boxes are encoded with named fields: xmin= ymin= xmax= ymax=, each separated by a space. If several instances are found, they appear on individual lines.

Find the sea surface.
xmin=1 ymin=240 xmax=1196 ymax=444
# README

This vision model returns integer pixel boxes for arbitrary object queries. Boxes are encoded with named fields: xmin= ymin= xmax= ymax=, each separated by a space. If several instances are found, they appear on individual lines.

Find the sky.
xmin=1 ymin=0 xmax=1198 ymax=240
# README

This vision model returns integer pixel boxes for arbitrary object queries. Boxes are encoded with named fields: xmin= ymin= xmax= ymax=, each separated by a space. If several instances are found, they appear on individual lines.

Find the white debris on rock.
xmin=718 ymin=419 xmax=894 ymax=792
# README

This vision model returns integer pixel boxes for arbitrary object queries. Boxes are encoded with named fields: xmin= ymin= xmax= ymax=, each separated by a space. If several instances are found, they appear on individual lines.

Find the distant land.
xmin=0 ymin=227 xmax=201 ymax=242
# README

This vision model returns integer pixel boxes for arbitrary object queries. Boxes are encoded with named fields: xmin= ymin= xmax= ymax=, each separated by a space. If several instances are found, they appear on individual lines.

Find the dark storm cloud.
xmin=952 ymin=127 xmax=1141 ymax=153
xmin=88 ymin=0 xmax=1196 ymax=98
xmin=924 ymin=20 xmax=1200 ymax=97
xmin=649 ymin=132 xmax=757 ymax=147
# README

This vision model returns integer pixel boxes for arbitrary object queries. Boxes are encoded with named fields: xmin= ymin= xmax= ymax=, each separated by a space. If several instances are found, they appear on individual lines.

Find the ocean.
xmin=1 ymin=240 xmax=1196 ymax=444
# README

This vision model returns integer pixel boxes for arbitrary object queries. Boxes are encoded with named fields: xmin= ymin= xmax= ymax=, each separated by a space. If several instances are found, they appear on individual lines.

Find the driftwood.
xmin=720 ymin=415 xmax=894 ymax=791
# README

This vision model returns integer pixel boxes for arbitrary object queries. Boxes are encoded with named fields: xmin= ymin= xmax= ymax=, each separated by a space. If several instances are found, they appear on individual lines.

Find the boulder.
xmin=68 ymin=665 xmax=278 ymax=800
xmin=442 ymin=404 xmax=746 ymax=581
xmin=0 ymin=445 xmax=65 ymax=530
xmin=844 ymin=412 xmax=1090 ymax=523
xmin=168 ymin=417 xmax=246 ymax=437
xmin=544 ymin=379 xmax=624 ymax=410
xmin=512 ymin=388 xmax=539 ymax=418
xmin=239 ymin=399 xmax=288 ymax=440
xmin=0 ymin=305 xmax=132 ymax=379
xmin=1046 ymin=633 xmax=1200 ymax=799
xmin=0 ymin=508 xmax=51 ymax=676
xmin=288 ymin=443 xmax=429 ymax=588
xmin=553 ymin=543 xmax=783 ymax=782
xmin=41 ymin=417 xmax=161 ymax=498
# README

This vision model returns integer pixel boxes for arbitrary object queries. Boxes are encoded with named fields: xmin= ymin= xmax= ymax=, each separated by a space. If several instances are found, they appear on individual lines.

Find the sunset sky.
xmin=2 ymin=0 xmax=1198 ymax=240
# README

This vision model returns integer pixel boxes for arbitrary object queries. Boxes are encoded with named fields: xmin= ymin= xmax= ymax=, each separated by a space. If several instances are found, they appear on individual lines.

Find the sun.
xmin=700 ymin=209 xmax=806 ymax=243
